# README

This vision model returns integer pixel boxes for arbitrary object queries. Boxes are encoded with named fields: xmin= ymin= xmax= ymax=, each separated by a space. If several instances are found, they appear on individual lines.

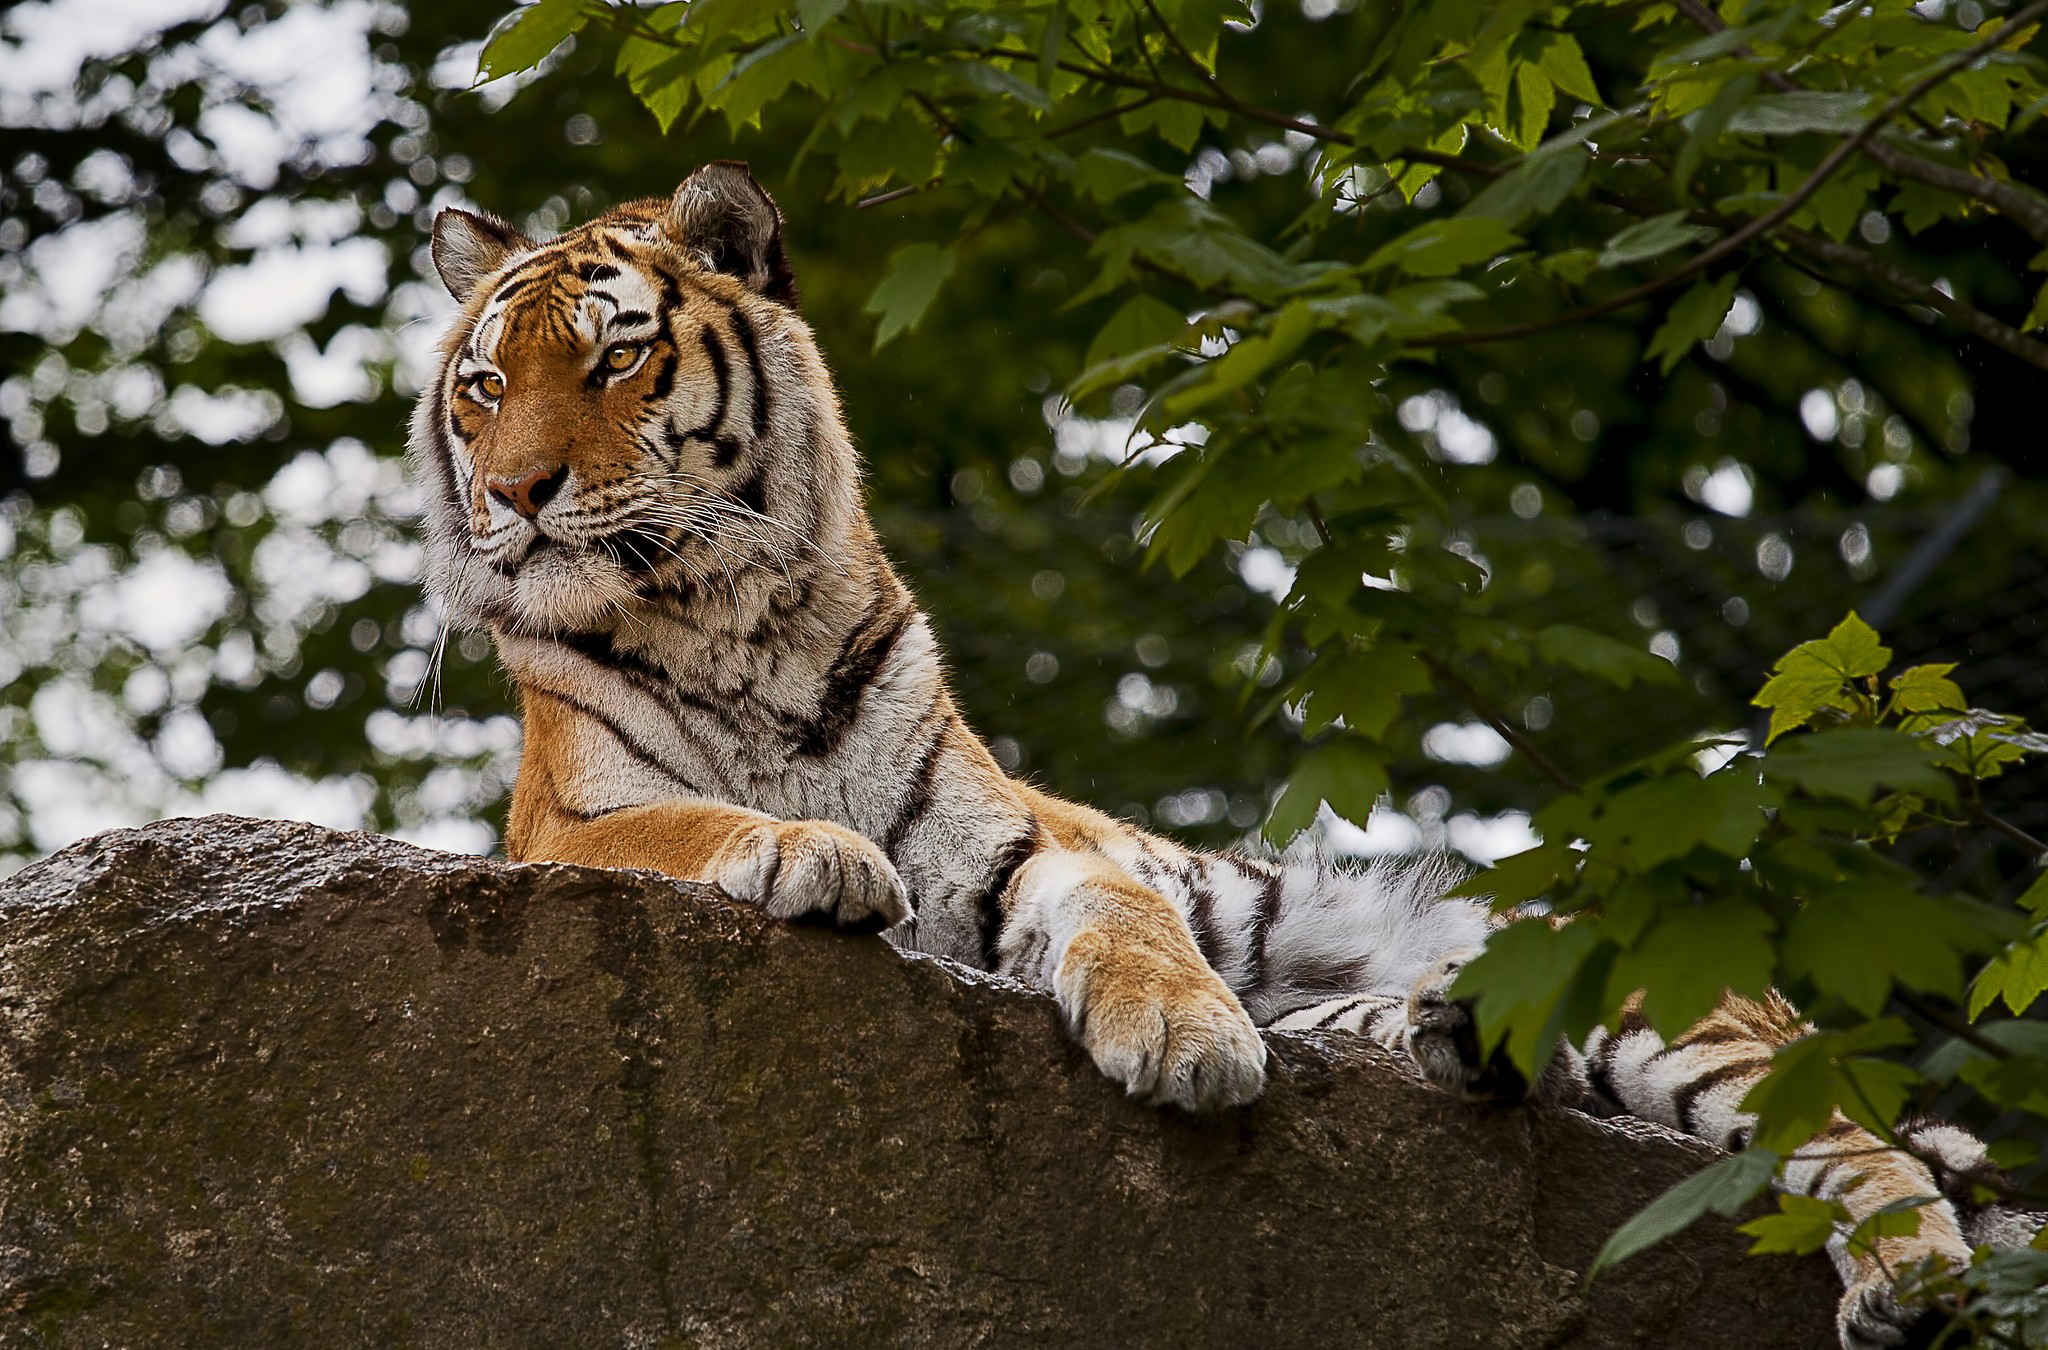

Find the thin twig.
xmin=1420 ymin=652 xmax=1585 ymax=795
xmin=1970 ymin=803 xmax=2048 ymax=859
xmin=856 ymin=183 xmax=926 ymax=210
xmin=1893 ymin=988 xmax=2014 ymax=1061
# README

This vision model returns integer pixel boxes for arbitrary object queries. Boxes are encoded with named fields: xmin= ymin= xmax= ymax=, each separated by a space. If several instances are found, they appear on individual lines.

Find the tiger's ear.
xmin=431 ymin=208 xmax=533 ymax=304
xmin=666 ymin=161 xmax=800 ymax=308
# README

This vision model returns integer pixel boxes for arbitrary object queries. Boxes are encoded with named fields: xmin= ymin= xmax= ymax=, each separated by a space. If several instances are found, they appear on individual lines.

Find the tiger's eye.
xmin=479 ymin=372 xmax=505 ymax=399
xmin=604 ymin=343 xmax=640 ymax=371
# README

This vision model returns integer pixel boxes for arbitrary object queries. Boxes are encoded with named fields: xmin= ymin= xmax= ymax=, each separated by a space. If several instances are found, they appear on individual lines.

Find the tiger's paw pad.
xmin=713 ymin=820 xmax=911 ymax=933
xmin=1404 ymin=954 xmax=1529 ymax=1105
xmin=1057 ymin=939 xmax=1267 ymax=1112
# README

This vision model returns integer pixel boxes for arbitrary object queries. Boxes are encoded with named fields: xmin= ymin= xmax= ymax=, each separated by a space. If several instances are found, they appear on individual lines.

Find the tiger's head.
xmin=412 ymin=162 xmax=854 ymax=635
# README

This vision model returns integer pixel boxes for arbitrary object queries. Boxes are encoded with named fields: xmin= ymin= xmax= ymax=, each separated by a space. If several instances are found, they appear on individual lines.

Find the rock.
xmin=0 ymin=815 xmax=1837 ymax=1348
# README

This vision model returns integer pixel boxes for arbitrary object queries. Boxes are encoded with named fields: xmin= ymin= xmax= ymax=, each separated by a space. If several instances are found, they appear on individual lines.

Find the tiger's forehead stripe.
xmin=467 ymin=230 xmax=681 ymax=367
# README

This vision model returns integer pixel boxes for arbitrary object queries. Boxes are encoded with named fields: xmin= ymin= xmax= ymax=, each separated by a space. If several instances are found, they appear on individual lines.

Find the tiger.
xmin=411 ymin=161 xmax=2039 ymax=1349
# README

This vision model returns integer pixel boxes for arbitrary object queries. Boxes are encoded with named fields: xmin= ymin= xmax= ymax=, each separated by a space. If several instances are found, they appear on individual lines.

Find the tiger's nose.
xmin=487 ymin=465 xmax=568 ymax=520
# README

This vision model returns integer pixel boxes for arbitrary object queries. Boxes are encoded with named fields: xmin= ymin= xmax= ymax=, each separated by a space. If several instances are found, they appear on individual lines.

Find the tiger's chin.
xmin=492 ymin=543 xmax=643 ymax=633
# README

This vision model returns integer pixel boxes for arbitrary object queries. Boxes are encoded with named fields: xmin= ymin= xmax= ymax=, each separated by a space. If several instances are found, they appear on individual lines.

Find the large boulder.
xmin=0 ymin=815 xmax=1836 ymax=1347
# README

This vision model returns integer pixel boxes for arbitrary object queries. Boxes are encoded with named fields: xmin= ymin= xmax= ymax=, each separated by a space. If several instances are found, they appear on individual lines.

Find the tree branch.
xmin=1671 ymin=0 xmax=2048 ymax=244
xmin=1413 ymin=0 xmax=2048 ymax=350
xmin=1775 ymin=226 xmax=2048 ymax=374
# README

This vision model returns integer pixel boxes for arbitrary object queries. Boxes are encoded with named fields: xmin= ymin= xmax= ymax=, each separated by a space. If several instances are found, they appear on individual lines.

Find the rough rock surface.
xmin=0 ymin=815 xmax=1838 ymax=1348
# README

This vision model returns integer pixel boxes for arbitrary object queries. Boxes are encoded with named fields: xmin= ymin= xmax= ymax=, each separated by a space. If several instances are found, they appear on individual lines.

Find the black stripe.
xmin=528 ymin=686 xmax=690 ymax=792
xmin=613 ymin=309 xmax=652 ymax=329
xmin=1671 ymin=1022 xmax=1760 ymax=1049
xmin=1586 ymin=1031 xmax=1620 ymax=1108
xmin=1312 ymin=997 xmax=1369 ymax=1031
xmin=489 ymin=273 xmax=539 ymax=308
xmin=1186 ymin=871 xmax=1218 ymax=967
xmin=646 ymin=347 xmax=678 ymax=404
xmin=727 ymin=307 xmax=771 ymax=439
xmin=974 ymin=828 xmax=1040 ymax=972
xmin=579 ymin=262 xmax=620 ymax=283
xmin=1674 ymin=1056 xmax=1770 ymax=1135
xmin=585 ymin=288 xmax=619 ymax=308
xmin=551 ymin=628 xmax=670 ymax=693
xmin=880 ymin=721 xmax=947 ymax=860
xmin=1242 ymin=867 xmax=1284 ymax=995
xmin=425 ymin=378 xmax=466 ymax=520
xmin=732 ymin=461 xmax=768 ymax=515
xmin=792 ymin=601 xmax=913 ymax=757
xmin=697 ymin=324 xmax=732 ymax=448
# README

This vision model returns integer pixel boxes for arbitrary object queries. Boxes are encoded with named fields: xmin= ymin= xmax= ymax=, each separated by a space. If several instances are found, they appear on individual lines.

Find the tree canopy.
xmin=4 ymin=0 xmax=2048 ymax=1335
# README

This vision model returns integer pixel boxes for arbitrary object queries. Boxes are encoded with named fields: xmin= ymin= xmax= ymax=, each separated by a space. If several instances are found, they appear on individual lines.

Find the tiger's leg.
xmin=520 ymin=798 xmax=910 ymax=933
xmin=1586 ymin=995 xmax=1972 ymax=1350
xmin=997 ymin=850 xmax=1267 ymax=1111
xmin=1268 ymin=993 xmax=1410 ymax=1047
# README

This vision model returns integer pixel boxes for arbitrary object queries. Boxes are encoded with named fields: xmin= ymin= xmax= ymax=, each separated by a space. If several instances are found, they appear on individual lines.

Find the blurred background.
xmin=1 ymin=0 xmax=2042 ymax=877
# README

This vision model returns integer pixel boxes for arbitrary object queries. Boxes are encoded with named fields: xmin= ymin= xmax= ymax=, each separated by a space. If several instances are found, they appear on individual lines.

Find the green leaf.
xmin=1121 ymin=98 xmax=1210 ymax=152
xmin=1511 ymin=62 xmax=1556 ymax=152
xmin=1452 ymin=917 xmax=1605 ymax=1076
xmin=1969 ymin=925 xmax=2048 ymax=1018
xmin=1765 ymin=728 xmax=1952 ymax=805
xmin=1599 ymin=212 xmax=1716 ymax=269
xmin=2026 ymin=279 xmax=2048 ymax=332
xmin=1739 ymin=1193 xmax=1844 ymax=1257
xmin=950 ymin=60 xmax=1052 ymax=113
xmin=1890 ymin=663 xmax=1966 ymax=715
xmin=1365 ymin=217 xmax=1522 ymax=278
xmin=1813 ymin=612 xmax=1890 ymax=678
xmin=479 ymin=0 xmax=590 ymax=81
xmin=1072 ymin=148 xmax=1177 ymax=202
xmin=1609 ymin=899 xmax=1776 ymax=1033
xmin=1674 ymin=72 xmax=1758 ymax=201
xmin=797 ymin=0 xmax=850 ymax=28
xmin=1462 ymin=147 xmax=1588 ymax=228
xmin=1265 ymin=737 xmax=1390 ymax=841
xmin=1591 ymin=768 xmax=1769 ymax=870
xmin=1534 ymin=623 xmax=1680 ymax=688
xmin=1644 ymin=275 xmax=1738 ymax=375
xmin=1753 ymin=613 xmax=1893 ymax=742
xmin=1726 ymin=91 xmax=1869 ymax=135
xmin=863 ymin=242 xmax=956 ymax=350
xmin=1784 ymin=886 xmax=1975 ymax=1015
xmin=1450 ymin=841 xmax=1578 ymax=905
xmin=1298 ymin=641 xmax=1432 ymax=740
xmin=1164 ymin=300 xmax=1316 ymax=416
xmin=1037 ymin=3 xmax=1065 ymax=88
xmin=1082 ymin=294 xmax=1187 ymax=372
xmin=1532 ymin=32 xmax=1601 ymax=105
xmin=1590 ymin=1149 xmax=1779 ymax=1278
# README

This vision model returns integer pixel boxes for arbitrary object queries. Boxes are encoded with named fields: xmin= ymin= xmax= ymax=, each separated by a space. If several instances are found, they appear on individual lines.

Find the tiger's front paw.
xmin=1055 ymin=929 xmax=1267 ymax=1112
xmin=710 ymin=819 xmax=911 ymax=934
